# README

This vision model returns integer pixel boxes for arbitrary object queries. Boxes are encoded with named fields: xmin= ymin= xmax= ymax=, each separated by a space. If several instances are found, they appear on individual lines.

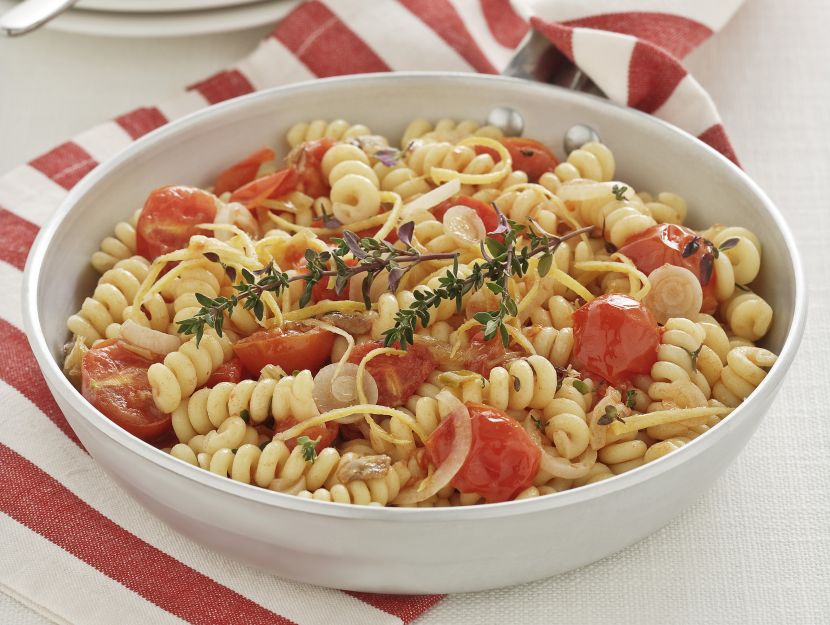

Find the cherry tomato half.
xmin=205 ymin=356 xmax=246 ymax=387
xmin=426 ymin=402 xmax=541 ymax=503
xmin=293 ymin=137 xmax=335 ymax=198
xmin=347 ymin=341 xmax=436 ymax=407
xmin=229 ymin=166 xmax=298 ymax=209
xmin=464 ymin=330 xmax=507 ymax=377
xmin=618 ymin=223 xmax=718 ymax=314
xmin=136 ymin=186 xmax=218 ymax=261
xmin=276 ymin=418 xmax=339 ymax=454
xmin=500 ymin=137 xmax=559 ymax=182
xmin=432 ymin=195 xmax=500 ymax=234
xmin=572 ymin=293 xmax=661 ymax=386
xmin=232 ymin=324 xmax=336 ymax=376
xmin=81 ymin=339 xmax=170 ymax=441
xmin=214 ymin=147 xmax=275 ymax=196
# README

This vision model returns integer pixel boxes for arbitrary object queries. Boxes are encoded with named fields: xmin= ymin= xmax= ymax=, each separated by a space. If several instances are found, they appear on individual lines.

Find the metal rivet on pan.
xmin=485 ymin=106 xmax=524 ymax=137
xmin=564 ymin=124 xmax=601 ymax=154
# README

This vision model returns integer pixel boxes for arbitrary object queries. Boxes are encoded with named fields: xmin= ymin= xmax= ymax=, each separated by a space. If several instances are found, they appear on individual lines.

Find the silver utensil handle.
xmin=1 ymin=0 xmax=79 ymax=37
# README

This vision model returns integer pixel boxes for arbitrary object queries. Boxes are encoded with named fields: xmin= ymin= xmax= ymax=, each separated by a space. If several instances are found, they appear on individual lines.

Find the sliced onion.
xmin=443 ymin=205 xmax=486 ymax=246
xmin=393 ymin=391 xmax=471 ymax=505
xmin=213 ymin=199 xmax=260 ymax=240
xmin=401 ymin=178 xmax=461 ymax=218
xmin=312 ymin=362 xmax=378 ymax=414
xmin=119 ymin=319 xmax=181 ymax=355
xmin=644 ymin=264 xmax=702 ymax=324
xmin=556 ymin=180 xmax=622 ymax=202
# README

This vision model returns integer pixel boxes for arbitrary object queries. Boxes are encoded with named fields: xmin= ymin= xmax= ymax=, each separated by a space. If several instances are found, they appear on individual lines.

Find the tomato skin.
xmin=205 ymin=357 xmax=246 ymax=386
xmin=464 ymin=330 xmax=506 ymax=377
xmin=136 ymin=186 xmax=218 ymax=260
xmin=81 ymin=339 xmax=171 ymax=441
xmin=500 ymin=138 xmax=559 ymax=182
xmin=347 ymin=341 xmax=436 ymax=407
xmin=433 ymin=195 xmax=500 ymax=234
xmin=214 ymin=147 xmax=275 ymax=196
xmin=572 ymin=294 xmax=661 ymax=386
xmin=233 ymin=325 xmax=335 ymax=376
xmin=426 ymin=402 xmax=541 ymax=503
xmin=276 ymin=419 xmax=339 ymax=453
xmin=618 ymin=223 xmax=718 ymax=314
xmin=294 ymin=137 xmax=335 ymax=198
xmin=229 ymin=167 xmax=298 ymax=209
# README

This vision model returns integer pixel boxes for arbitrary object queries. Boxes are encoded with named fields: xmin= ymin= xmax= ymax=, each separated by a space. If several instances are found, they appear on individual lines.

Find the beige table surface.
xmin=1 ymin=1 xmax=828 ymax=623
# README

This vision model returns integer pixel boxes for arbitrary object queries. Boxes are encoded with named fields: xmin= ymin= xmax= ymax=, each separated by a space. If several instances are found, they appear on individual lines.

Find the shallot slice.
xmin=393 ymin=391 xmax=472 ymax=505
xmin=443 ymin=205 xmax=486 ymax=246
xmin=401 ymin=178 xmax=461 ymax=218
xmin=644 ymin=264 xmax=703 ymax=324
xmin=119 ymin=320 xmax=181 ymax=355
xmin=312 ymin=362 xmax=379 ymax=414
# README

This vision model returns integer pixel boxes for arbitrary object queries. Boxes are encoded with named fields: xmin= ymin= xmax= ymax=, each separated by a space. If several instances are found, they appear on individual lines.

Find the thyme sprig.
xmin=381 ymin=212 xmax=592 ymax=348
xmin=178 ymin=211 xmax=591 ymax=350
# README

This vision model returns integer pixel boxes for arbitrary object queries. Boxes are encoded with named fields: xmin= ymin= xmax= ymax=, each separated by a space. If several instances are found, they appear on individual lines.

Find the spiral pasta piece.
xmin=521 ymin=325 xmax=574 ymax=368
xmin=67 ymin=256 xmax=152 ymax=346
xmin=493 ymin=186 xmax=559 ymax=233
xmin=375 ymin=163 xmax=431 ymax=202
xmin=720 ymin=291 xmax=773 ymax=341
xmin=553 ymin=142 xmax=615 ymax=183
xmin=649 ymin=318 xmax=712 ymax=403
xmin=91 ymin=209 xmax=140 ymax=273
xmin=147 ymin=332 xmax=234 ymax=413
xmin=454 ymin=355 xmax=558 ymax=412
xmin=712 ymin=346 xmax=777 ymax=407
xmin=286 ymin=119 xmax=371 ymax=148
xmin=401 ymin=118 xmax=503 ymax=148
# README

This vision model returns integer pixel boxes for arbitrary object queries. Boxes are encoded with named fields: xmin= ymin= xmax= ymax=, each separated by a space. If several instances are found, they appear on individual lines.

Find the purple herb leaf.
xmin=203 ymin=252 xmax=221 ymax=263
xmin=718 ymin=237 xmax=740 ymax=251
xmin=342 ymin=230 xmax=368 ymax=258
xmin=397 ymin=221 xmax=415 ymax=247
xmin=387 ymin=266 xmax=406 ymax=293
xmin=682 ymin=237 xmax=701 ymax=258
xmin=699 ymin=252 xmax=714 ymax=285
xmin=374 ymin=148 xmax=401 ymax=168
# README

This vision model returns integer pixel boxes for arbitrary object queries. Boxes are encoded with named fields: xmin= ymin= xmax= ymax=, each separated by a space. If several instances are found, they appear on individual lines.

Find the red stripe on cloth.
xmin=531 ymin=18 xmax=574 ymax=61
xmin=0 ymin=208 xmax=37 ymax=271
xmin=400 ymin=0 xmax=498 ymax=73
xmin=272 ymin=1 xmax=390 ymax=76
xmin=0 ymin=318 xmax=81 ymax=447
xmin=188 ymin=69 xmax=255 ymax=105
xmin=0 ymin=444 xmax=297 ymax=625
xmin=627 ymin=40 xmax=687 ymax=113
xmin=115 ymin=107 xmax=169 ymax=140
xmin=29 ymin=142 xmax=98 ymax=191
xmin=480 ymin=0 xmax=528 ymax=49
xmin=698 ymin=124 xmax=740 ymax=166
xmin=348 ymin=591 xmax=444 ymax=624
xmin=562 ymin=12 xmax=713 ymax=60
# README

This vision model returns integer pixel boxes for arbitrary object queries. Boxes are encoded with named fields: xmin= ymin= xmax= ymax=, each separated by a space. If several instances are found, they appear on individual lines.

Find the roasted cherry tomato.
xmin=464 ymin=330 xmax=508 ymax=377
xmin=81 ymin=339 xmax=170 ymax=441
xmin=213 ymin=147 xmax=275 ymax=196
xmin=618 ymin=223 xmax=718 ymax=314
xmin=572 ymin=293 xmax=661 ymax=386
xmin=475 ymin=138 xmax=558 ymax=182
xmin=136 ymin=186 xmax=218 ymax=260
xmin=293 ymin=137 xmax=335 ymax=198
xmin=205 ymin=357 xmax=246 ymax=386
xmin=232 ymin=324 xmax=335 ymax=376
xmin=347 ymin=341 xmax=436 ymax=407
xmin=276 ymin=419 xmax=339 ymax=453
xmin=500 ymin=137 xmax=559 ymax=182
xmin=229 ymin=166 xmax=298 ymax=209
xmin=426 ymin=402 xmax=541 ymax=503
xmin=432 ymin=195 xmax=500 ymax=234
xmin=310 ymin=259 xmax=357 ymax=303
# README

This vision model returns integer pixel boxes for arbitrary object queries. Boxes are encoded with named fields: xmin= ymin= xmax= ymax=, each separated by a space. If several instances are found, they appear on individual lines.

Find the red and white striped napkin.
xmin=0 ymin=1 xmax=744 ymax=623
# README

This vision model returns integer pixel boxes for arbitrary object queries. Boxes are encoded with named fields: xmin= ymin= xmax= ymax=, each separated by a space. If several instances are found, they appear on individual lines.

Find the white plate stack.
xmin=0 ymin=0 xmax=299 ymax=36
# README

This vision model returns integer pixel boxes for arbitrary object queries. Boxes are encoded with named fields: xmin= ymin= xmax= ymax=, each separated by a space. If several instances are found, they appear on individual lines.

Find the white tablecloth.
xmin=1 ymin=1 xmax=828 ymax=623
